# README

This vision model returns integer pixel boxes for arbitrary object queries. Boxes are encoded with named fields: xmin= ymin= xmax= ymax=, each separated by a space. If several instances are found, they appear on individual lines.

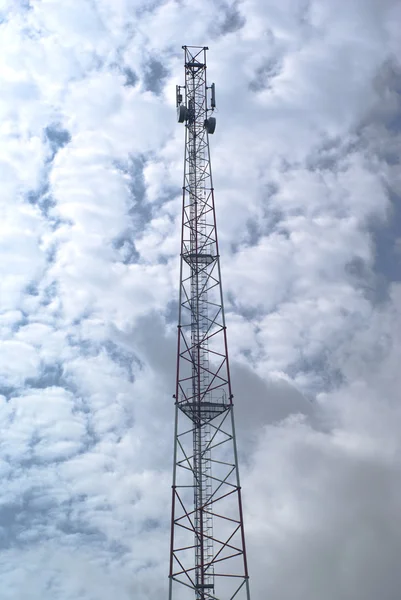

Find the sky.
xmin=0 ymin=0 xmax=401 ymax=598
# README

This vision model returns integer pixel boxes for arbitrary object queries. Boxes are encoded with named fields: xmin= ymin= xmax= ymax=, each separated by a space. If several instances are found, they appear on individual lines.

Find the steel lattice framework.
xmin=169 ymin=46 xmax=251 ymax=600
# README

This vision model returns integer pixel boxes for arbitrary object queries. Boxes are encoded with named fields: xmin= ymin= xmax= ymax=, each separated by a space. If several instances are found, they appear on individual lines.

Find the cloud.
xmin=0 ymin=0 xmax=400 ymax=598
xmin=245 ymin=285 xmax=401 ymax=600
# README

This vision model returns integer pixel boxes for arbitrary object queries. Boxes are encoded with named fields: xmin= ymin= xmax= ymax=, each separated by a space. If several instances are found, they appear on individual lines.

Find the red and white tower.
xmin=169 ymin=46 xmax=251 ymax=600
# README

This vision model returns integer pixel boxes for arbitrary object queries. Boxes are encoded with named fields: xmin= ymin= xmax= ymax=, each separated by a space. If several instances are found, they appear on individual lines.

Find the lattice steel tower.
xmin=169 ymin=46 xmax=251 ymax=600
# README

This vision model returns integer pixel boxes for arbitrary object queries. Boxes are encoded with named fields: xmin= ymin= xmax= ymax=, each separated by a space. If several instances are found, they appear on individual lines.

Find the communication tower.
xmin=168 ymin=46 xmax=251 ymax=600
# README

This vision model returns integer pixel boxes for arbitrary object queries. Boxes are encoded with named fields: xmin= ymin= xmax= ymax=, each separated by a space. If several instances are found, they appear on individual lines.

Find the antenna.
xmin=176 ymin=85 xmax=188 ymax=123
xmin=211 ymin=82 xmax=216 ymax=109
xmin=176 ymin=85 xmax=183 ymax=107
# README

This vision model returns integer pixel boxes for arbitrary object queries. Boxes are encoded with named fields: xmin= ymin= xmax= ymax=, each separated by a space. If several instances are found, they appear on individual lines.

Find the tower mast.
xmin=169 ymin=46 xmax=251 ymax=600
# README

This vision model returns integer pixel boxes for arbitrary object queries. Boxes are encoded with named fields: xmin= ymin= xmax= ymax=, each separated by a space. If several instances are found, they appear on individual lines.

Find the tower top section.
xmin=176 ymin=46 xmax=216 ymax=134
